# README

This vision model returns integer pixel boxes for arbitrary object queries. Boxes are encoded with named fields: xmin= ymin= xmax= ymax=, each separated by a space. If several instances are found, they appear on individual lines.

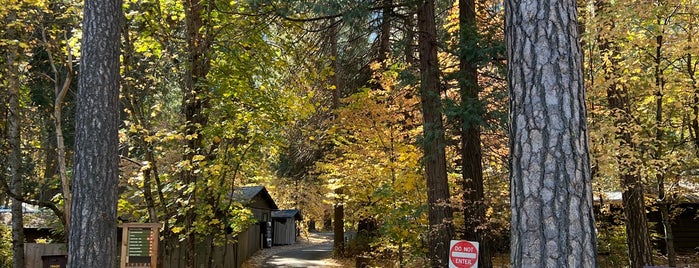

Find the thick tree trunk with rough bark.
xmin=67 ymin=0 xmax=122 ymax=266
xmin=506 ymin=0 xmax=598 ymax=266
xmin=458 ymin=0 xmax=491 ymax=267
xmin=417 ymin=0 xmax=455 ymax=266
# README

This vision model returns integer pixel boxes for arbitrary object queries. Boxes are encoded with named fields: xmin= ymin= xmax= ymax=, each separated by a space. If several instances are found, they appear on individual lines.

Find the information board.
xmin=120 ymin=223 xmax=161 ymax=268
xmin=127 ymin=227 xmax=153 ymax=263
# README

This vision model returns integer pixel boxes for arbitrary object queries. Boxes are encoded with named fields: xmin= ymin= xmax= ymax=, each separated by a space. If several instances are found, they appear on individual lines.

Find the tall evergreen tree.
xmin=67 ymin=0 xmax=122 ymax=266
xmin=458 ymin=0 xmax=492 ymax=266
xmin=506 ymin=0 xmax=598 ymax=265
xmin=417 ymin=0 xmax=454 ymax=266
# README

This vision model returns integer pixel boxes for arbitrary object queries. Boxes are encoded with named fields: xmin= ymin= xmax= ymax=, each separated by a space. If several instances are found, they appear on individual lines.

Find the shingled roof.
xmin=232 ymin=186 xmax=278 ymax=210
xmin=271 ymin=209 xmax=302 ymax=221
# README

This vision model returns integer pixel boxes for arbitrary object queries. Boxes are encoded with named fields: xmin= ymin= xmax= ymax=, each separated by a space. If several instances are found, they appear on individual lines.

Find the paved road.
xmin=261 ymin=234 xmax=334 ymax=268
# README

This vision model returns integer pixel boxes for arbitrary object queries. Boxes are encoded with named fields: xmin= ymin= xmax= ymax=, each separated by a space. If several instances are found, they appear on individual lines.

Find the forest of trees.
xmin=1 ymin=0 xmax=699 ymax=267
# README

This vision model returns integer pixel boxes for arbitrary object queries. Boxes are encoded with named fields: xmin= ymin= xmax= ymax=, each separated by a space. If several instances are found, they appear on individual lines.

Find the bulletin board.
xmin=120 ymin=223 xmax=161 ymax=268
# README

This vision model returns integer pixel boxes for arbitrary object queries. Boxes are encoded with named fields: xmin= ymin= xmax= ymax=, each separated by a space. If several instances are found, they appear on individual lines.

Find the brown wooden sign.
xmin=120 ymin=223 xmax=161 ymax=268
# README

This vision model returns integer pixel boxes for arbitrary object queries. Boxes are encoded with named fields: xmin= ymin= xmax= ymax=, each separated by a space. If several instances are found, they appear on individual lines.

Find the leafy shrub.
xmin=0 ymin=224 xmax=12 ymax=268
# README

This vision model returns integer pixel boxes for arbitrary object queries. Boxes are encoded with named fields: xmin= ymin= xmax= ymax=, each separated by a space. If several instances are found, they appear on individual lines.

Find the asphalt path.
xmin=261 ymin=233 xmax=334 ymax=268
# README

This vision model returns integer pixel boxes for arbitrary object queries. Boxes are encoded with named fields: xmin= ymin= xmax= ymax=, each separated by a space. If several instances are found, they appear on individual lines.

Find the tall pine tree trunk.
xmin=6 ymin=11 xmax=26 ymax=268
xmin=612 ymin=82 xmax=654 ymax=268
xmin=417 ymin=0 xmax=454 ymax=266
xmin=67 ymin=0 xmax=122 ymax=266
xmin=378 ymin=0 xmax=392 ymax=62
xmin=506 ymin=0 xmax=598 ymax=265
xmin=458 ymin=0 xmax=491 ymax=267
xmin=404 ymin=13 xmax=417 ymax=66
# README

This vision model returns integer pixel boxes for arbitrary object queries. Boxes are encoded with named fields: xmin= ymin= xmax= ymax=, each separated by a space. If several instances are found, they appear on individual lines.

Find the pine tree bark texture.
xmin=417 ymin=0 xmax=455 ymax=266
xmin=506 ymin=0 xmax=598 ymax=266
xmin=67 ymin=0 xmax=122 ymax=266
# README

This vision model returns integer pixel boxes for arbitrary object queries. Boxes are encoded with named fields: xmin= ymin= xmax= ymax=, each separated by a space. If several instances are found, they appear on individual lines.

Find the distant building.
xmin=595 ymin=187 xmax=699 ymax=253
xmin=272 ymin=209 xmax=302 ymax=245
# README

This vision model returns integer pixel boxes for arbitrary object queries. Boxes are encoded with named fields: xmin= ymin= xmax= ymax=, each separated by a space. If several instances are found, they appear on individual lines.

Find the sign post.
xmin=120 ymin=223 xmax=161 ymax=268
xmin=449 ymin=240 xmax=479 ymax=268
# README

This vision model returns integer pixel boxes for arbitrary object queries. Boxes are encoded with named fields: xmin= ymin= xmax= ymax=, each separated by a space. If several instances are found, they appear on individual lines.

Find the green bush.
xmin=0 ymin=224 xmax=12 ymax=268
xmin=597 ymin=223 xmax=629 ymax=267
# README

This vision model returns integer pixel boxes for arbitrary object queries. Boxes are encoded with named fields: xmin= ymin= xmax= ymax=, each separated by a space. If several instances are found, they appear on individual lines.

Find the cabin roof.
xmin=232 ymin=186 xmax=278 ymax=210
xmin=272 ymin=209 xmax=302 ymax=221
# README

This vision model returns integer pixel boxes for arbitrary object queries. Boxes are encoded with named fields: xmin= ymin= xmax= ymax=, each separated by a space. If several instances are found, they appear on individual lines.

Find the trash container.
xmin=42 ymin=255 xmax=67 ymax=268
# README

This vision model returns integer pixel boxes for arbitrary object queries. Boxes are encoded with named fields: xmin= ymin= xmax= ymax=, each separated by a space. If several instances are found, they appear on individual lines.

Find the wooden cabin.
xmin=232 ymin=186 xmax=278 ymax=252
xmin=272 ymin=209 xmax=302 ymax=245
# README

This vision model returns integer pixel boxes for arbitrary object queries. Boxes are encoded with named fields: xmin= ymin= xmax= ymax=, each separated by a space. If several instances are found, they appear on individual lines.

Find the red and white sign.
xmin=449 ymin=240 xmax=479 ymax=268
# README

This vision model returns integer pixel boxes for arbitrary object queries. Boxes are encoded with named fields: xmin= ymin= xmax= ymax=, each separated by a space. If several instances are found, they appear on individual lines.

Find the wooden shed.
xmin=272 ymin=209 xmax=302 ymax=245
xmin=231 ymin=186 xmax=278 ymax=256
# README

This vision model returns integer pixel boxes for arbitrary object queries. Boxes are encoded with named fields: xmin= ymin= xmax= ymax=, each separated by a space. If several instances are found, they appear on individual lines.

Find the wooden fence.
xmin=22 ymin=223 xmax=265 ymax=268
xmin=24 ymin=243 xmax=67 ymax=268
xmin=162 ymin=223 xmax=262 ymax=268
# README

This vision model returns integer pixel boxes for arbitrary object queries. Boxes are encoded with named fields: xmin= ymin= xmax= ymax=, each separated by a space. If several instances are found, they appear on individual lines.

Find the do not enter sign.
xmin=449 ymin=240 xmax=479 ymax=268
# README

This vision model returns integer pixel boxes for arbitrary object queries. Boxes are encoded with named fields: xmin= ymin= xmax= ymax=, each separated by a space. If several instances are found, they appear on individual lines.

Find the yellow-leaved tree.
xmin=316 ymin=60 xmax=427 ymax=266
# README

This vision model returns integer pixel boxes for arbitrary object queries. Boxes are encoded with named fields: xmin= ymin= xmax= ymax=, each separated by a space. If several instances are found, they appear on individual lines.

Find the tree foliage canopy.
xmin=2 ymin=0 xmax=699 ymax=266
